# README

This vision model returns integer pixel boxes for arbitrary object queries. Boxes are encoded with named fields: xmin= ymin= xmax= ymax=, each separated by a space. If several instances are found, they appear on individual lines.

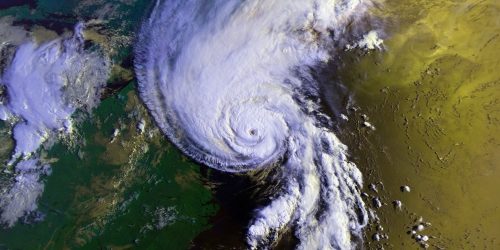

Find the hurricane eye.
xmin=249 ymin=129 xmax=257 ymax=136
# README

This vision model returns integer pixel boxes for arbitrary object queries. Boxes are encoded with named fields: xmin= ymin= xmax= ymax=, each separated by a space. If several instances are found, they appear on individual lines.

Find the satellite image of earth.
xmin=0 ymin=0 xmax=498 ymax=249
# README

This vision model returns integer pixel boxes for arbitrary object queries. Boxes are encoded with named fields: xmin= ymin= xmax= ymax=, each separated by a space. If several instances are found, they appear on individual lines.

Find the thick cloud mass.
xmin=0 ymin=23 xmax=109 ymax=227
xmin=136 ymin=0 xmax=369 ymax=248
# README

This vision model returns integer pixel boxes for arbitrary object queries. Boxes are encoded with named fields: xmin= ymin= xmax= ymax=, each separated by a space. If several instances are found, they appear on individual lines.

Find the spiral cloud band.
xmin=136 ymin=0 xmax=369 ymax=248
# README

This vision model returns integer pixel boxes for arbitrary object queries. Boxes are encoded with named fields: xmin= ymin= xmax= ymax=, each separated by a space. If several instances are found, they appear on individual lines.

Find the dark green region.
xmin=0 ymin=1 xmax=218 ymax=249
xmin=0 ymin=83 xmax=217 ymax=250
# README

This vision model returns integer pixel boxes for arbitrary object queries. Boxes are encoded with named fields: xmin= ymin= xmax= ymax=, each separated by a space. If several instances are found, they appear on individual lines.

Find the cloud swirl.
xmin=135 ymin=0 xmax=369 ymax=248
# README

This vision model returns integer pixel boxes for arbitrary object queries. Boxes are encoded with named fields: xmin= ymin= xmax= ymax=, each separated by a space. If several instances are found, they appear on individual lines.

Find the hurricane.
xmin=135 ymin=0 xmax=375 ymax=248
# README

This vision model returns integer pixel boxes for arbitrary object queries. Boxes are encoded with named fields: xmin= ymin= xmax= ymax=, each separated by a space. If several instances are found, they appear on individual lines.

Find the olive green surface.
xmin=330 ymin=0 xmax=499 ymax=249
